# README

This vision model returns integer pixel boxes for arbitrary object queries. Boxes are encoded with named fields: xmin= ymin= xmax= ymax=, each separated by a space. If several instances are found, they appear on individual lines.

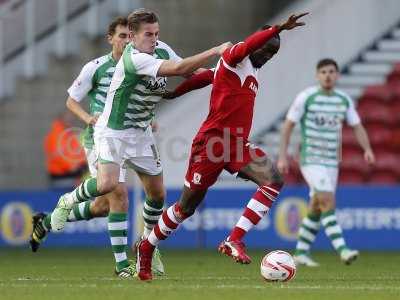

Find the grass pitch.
xmin=0 ymin=248 xmax=399 ymax=300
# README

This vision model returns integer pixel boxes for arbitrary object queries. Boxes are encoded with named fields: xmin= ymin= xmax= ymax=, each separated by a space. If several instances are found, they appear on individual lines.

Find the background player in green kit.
xmin=29 ymin=16 xmax=165 ymax=278
xmin=278 ymin=58 xmax=375 ymax=267
xmin=42 ymin=9 xmax=231 ymax=277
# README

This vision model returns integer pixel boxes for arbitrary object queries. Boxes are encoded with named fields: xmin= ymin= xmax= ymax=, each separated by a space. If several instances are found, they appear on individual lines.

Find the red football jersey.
xmin=198 ymin=26 xmax=279 ymax=139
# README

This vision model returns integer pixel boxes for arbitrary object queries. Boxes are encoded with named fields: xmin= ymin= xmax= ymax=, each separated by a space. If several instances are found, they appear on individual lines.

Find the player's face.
xmin=249 ymin=36 xmax=280 ymax=68
xmin=108 ymin=25 xmax=129 ymax=56
xmin=131 ymin=22 xmax=160 ymax=54
xmin=317 ymin=65 xmax=338 ymax=90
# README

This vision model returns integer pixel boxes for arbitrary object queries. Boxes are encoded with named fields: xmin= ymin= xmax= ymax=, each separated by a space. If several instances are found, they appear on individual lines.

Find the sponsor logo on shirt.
xmin=146 ymin=77 xmax=167 ymax=92
xmin=249 ymin=81 xmax=258 ymax=93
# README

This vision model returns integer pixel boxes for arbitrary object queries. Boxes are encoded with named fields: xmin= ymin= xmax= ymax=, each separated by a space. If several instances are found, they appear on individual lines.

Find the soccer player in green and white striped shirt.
xmin=278 ymin=58 xmax=375 ymax=266
xmin=44 ymin=8 xmax=231 ymax=276
xmin=30 ymin=16 xmax=166 ymax=278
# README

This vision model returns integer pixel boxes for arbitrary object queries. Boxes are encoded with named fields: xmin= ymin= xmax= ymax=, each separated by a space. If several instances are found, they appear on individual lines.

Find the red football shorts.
xmin=184 ymin=130 xmax=267 ymax=190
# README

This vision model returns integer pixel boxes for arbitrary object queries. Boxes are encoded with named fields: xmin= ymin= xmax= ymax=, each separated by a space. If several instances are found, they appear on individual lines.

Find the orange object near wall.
xmin=44 ymin=119 xmax=86 ymax=176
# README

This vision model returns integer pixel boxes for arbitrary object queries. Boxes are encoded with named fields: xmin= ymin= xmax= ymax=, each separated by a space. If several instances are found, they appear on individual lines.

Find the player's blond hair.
xmin=128 ymin=8 xmax=159 ymax=32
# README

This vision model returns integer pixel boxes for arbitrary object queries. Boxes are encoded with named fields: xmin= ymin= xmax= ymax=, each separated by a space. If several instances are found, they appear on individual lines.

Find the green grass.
xmin=0 ymin=249 xmax=399 ymax=300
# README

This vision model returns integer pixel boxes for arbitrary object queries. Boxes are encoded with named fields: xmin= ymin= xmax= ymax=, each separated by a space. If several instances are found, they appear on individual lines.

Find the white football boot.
xmin=340 ymin=248 xmax=359 ymax=265
xmin=50 ymin=194 xmax=73 ymax=231
xmin=293 ymin=254 xmax=320 ymax=267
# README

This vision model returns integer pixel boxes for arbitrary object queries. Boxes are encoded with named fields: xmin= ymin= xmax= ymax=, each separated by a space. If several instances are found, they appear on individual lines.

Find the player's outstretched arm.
xmin=66 ymin=97 xmax=99 ymax=125
xmin=163 ymin=69 xmax=214 ymax=100
xmin=352 ymin=124 xmax=375 ymax=164
xmin=225 ymin=12 xmax=308 ymax=67
xmin=157 ymin=42 xmax=232 ymax=77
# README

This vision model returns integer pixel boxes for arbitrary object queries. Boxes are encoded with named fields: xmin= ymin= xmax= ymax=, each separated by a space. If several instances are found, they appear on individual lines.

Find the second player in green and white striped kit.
xmin=30 ymin=17 xmax=139 ymax=278
xmin=278 ymin=58 xmax=375 ymax=267
xmin=289 ymin=84 xmax=360 ymax=191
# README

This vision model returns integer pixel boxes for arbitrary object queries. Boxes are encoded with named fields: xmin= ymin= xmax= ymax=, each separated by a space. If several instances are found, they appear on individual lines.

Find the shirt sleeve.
xmin=222 ymin=26 xmax=279 ymax=67
xmin=131 ymin=52 xmax=165 ymax=78
xmin=67 ymin=61 xmax=97 ymax=102
xmin=286 ymin=91 xmax=307 ymax=123
xmin=172 ymin=69 xmax=214 ymax=97
xmin=346 ymin=96 xmax=361 ymax=126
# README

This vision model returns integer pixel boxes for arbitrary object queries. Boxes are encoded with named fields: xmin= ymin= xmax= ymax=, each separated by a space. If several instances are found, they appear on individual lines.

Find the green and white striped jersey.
xmin=68 ymin=53 xmax=117 ymax=149
xmin=286 ymin=86 xmax=361 ymax=168
xmin=96 ymin=41 xmax=181 ymax=136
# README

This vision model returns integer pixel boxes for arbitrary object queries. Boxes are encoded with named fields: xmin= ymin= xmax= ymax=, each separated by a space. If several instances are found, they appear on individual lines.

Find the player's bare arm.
xmin=157 ymin=42 xmax=232 ymax=77
xmin=66 ymin=97 xmax=99 ymax=125
xmin=277 ymin=119 xmax=296 ymax=174
xmin=352 ymin=123 xmax=375 ymax=164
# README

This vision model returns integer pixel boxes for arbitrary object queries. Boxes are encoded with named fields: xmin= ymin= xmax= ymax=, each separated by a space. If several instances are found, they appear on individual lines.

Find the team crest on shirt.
xmin=193 ymin=172 xmax=202 ymax=185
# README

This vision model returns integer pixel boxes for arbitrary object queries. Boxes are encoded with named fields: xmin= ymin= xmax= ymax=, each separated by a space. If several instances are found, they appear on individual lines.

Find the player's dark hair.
xmin=107 ymin=16 xmax=128 ymax=37
xmin=128 ymin=8 xmax=159 ymax=32
xmin=317 ymin=58 xmax=339 ymax=71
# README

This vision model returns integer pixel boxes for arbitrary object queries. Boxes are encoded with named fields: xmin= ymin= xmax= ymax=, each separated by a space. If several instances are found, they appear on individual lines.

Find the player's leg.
xmin=134 ymin=171 xmax=166 ymax=275
xmin=137 ymin=186 xmax=208 ymax=280
xmin=318 ymin=191 xmax=359 ymax=264
xmin=49 ymin=162 xmax=119 ymax=231
xmin=106 ymin=182 xmax=135 ymax=277
xmin=147 ymin=186 xmax=207 ymax=246
xmin=136 ymin=172 xmax=165 ymax=239
xmin=67 ymin=146 xmax=111 ymax=220
xmin=50 ymin=136 xmax=124 ymax=231
xmin=30 ymin=172 xmax=115 ymax=251
xmin=66 ymin=146 xmax=111 ymax=221
xmin=220 ymin=152 xmax=284 ymax=264
xmin=293 ymin=194 xmax=321 ymax=267
xmin=30 ymin=144 xmax=110 ymax=251
xmin=136 ymin=130 xmax=222 ymax=280
xmin=30 ymin=195 xmax=110 ymax=252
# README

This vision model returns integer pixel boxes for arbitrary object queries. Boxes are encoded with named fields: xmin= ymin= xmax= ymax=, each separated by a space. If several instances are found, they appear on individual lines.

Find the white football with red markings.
xmin=260 ymin=250 xmax=296 ymax=282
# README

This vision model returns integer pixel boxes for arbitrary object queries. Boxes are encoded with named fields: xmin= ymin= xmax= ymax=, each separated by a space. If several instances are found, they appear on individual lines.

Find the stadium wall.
xmin=1 ymin=186 xmax=399 ymax=250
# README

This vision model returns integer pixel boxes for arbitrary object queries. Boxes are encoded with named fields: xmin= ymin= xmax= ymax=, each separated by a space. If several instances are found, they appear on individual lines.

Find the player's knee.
xmin=316 ymin=192 xmax=334 ymax=211
xmin=147 ymin=188 xmax=165 ymax=204
xmin=112 ymin=184 xmax=128 ymax=202
xmin=97 ymin=180 xmax=118 ymax=194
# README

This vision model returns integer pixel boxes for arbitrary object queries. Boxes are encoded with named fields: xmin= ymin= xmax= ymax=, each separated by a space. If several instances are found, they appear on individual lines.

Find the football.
xmin=260 ymin=250 xmax=296 ymax=282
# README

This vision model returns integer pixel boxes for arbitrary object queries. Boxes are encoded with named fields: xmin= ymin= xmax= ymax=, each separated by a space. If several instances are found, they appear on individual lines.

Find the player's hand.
xmin=277 ymin=156 xmax=290 ymax=175
xmin=215 ymin=42 xmax=233 ymax=55
xmin=151 ymin=121 xmax=159 ymax=132
xmin=162 ymin=90 xmax=177 ymax=100
xmin=87 ymin=114 xmax=99 ymax=125
xmin=364 ymin=149 xmax=375 ymax=165
xmin=279 ymin=13 xmax=308 ymax=31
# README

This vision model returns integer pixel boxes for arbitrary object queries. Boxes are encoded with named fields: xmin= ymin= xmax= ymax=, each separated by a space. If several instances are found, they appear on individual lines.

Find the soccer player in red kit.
xmin=136 ymin=13 xmax=308 ymax=281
